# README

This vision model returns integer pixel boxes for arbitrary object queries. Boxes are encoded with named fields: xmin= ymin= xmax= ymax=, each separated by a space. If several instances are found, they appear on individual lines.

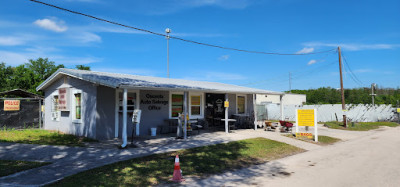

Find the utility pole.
xmin=338 ymin=46 xmax=347 ymax=127
xmin=289 ymin=72 xmax=292 ymax=93
xmin=370 ymin=83 xmax=376 ymax=106
xmin=165 ymin=28 xmax=171 ymax=78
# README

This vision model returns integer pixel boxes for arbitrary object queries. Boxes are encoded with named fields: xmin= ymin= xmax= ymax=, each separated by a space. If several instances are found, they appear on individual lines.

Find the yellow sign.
xmin=397 ymin=108 xmax=400 ymax=113
xmin=298 ymin=109 xmax=315 ymax=126
xmin=224 ymin=101 xmax=229 ymax=108
xmin=4 ymin=100 xmax=20 ymax=111
xmin=296 ymin=132 xmax=313 ymax=139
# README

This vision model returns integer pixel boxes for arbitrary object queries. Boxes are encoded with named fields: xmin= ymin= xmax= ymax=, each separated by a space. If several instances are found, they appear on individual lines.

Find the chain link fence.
xmin=0 ymin=99 xmax=42 ymax=129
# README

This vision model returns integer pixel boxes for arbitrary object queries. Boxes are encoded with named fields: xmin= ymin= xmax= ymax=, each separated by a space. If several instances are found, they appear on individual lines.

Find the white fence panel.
xmin=264 ymin=104 xmax=396 ymax=122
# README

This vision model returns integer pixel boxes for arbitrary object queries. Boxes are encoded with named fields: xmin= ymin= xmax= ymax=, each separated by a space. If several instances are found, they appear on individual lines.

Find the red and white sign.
xmin=58 ymin=88 xmax=70 ymax=111
xmin=4 ymin=100 xmax=20 ymax=111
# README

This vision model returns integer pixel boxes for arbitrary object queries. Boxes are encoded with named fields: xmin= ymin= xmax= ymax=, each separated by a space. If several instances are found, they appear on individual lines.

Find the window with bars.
xmin=190 ymin=95 xmax=201 ymax=116
xmin=171 ymin=94 xmax=183 ymax=117
xmin=74 ymin=93 xmax=81 ymax=120
xmin=237 ymin=96 xmax=246 ymax=114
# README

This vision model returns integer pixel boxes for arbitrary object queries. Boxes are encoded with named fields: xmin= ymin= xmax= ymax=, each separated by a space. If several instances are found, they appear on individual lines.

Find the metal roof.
xmin=36 ymin=68 xmax=283 ymax=95
xmin=0 ymin=89 xmax=43 ymax=99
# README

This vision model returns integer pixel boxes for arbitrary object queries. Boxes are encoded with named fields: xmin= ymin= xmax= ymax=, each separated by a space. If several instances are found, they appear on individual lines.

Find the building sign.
xmin=297 ymin=109 xmax=315 ymax=126
xmin=296 ymin=132 xmax=313 ymax=139
xmin=140 ymin=94 xmax=168 ymax=111
xmin=224 ymin=101 xmax=229 ymax=108
xmin=58 ymin=88 xmax=70 ymax=111
xmin=4 ymin=100 xmax=20 ymax=111
xmin=296 ymin=109 xmax=318 ymax=142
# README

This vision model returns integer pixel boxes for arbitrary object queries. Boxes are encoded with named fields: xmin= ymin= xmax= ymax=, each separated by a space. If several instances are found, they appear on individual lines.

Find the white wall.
xmin=256 ymin=93 xmax=306 ymax=105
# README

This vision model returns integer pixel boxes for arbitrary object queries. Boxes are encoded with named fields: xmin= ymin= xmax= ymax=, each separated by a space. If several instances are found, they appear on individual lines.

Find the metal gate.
xmin=0 ymin=99 xmax=42 ymax=129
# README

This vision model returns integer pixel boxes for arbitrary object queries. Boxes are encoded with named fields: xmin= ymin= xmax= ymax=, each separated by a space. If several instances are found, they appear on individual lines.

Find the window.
xmin=118 ymin=92 xmax=136 ymax=112
xmin=190 ymin=95 xmax=201 ymax=116
xmin=74 ymin=93 xmax=81 ymax=120
xmin=171 ymin=94 xmax=183 ymax=117
xmin=170 ymin=92 xmax=204 ymax=118
xmin=72 ymin=90 xmax=83 ymax=123
xmin=51 ymin=95 xmax=60 ymax=121
xmin=237 ymin=95 xmax=246 ymax=114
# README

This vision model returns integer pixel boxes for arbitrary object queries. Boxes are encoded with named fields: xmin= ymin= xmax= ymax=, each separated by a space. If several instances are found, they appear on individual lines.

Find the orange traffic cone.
xmin=170 ymin=155 xmax=185 ymax=182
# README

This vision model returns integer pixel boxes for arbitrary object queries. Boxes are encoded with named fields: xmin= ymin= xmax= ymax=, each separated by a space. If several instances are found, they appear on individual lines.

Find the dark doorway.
xmin=205 ymin=93 xmax=225 ymax=127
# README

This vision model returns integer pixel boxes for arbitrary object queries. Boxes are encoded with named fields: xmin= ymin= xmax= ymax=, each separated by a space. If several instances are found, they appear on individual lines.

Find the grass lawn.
xmin=0 ymin=129 xmax=97 ymax=147
xmin=284 ymin=134 xmax=341 ymax=145
xmin=48 ymin=138 xmax=304 ymax=186
xmin=0 ymin=160 xmax=51 ymax=177
xmin=324 ymin=121 xmax=399 ymax=131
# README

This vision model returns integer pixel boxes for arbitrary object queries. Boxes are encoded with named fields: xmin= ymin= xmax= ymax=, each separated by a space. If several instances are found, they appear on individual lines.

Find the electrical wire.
xmin=28 ymin=0 xmax=336 ymax=56
xmin=241 ymin=51 xmax=337 ymax=86
xmin=341 ymin=53 xmax=364 ymax=86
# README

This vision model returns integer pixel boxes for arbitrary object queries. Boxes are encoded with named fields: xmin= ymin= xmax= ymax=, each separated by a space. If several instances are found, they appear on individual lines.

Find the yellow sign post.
xmin=224 ymin=101 xmax=229 ymax=108
xmin=397 ymin=108 xmax=400 ymax=113
xmin=295 ymin=132 xmax=313 ymax=139
xmin=4 ymin=100 xmax=20 ymax=111
xmin=297 ymin=109 xmax=315 ymax=126
xmin=296 ymin=109 xmax=318 ymax=142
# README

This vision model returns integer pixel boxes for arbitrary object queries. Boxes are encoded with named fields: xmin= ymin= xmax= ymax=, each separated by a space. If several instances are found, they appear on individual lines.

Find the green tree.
xmin=75 ymin=65 xmax=91 ymax=71
xmin=0 ymin=62 xmax=14 ymax=91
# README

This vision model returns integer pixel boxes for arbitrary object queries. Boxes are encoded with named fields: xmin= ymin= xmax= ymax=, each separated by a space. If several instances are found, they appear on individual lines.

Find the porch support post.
xmin=114 ymin=89 xmax=119 ymax=138
xmin=121 ymin=88 xmax=128 ymax=148
xmin=253 ymin=94 xmax=257 ymax=130
xmin=183 ymin=91 xmax=188 ymax=139
xmin=39 ymin=99 xmax=42 ymax=129
xmin=225 ymin=93 xmax=229 ymax=133
xmin=280 ymin=94 xmax=284 ymax=121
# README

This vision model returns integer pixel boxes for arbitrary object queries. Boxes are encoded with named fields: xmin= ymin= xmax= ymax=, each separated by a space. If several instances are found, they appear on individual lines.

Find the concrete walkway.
xmin=0 ymin=126 xmax=367 ymax=186
xmin=178 ymin=126 xmax=400 ymax=187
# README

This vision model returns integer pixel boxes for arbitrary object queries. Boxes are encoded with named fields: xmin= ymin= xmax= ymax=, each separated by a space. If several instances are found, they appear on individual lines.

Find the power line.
xmin=242 ymin=60 xmax=337 ymax=87
xmin=341 ymin=52 xmax=364 ymax=86
xmin=29 ymin=0 xmax=336 ymax=56
xmin=241 ymin=51 xmax=337 ymax=86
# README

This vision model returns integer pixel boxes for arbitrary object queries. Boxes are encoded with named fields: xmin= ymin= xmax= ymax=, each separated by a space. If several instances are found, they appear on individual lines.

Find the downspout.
xmin=121 ymin=88 xmax=128 ymax=148
xmin=183 ymin=91 xmax=188 ymax=139
xmin=225 ymin=93 xmax=229 ymax=133
xmin=253 ymin=94 xmax=257 ymax=130
xmin=280 ymin=94 xmax=284 ymax=121
xmin=114 ymin=89 xmax=119 ymax=138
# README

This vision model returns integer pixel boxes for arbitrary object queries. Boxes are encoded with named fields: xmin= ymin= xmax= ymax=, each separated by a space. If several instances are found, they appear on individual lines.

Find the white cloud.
xmin=70 ymin=32 xmax=102 ymax=43
xmin=0 ymin=36 xmax=26 ymax=46
xmin=303 ymin=42 xmax=400 ymax=51
xmin=182 ymin=72 xmax=246 ymax=81
xmin=65 ymin=0 xmax=99 ymax=2
xmin=0 ymin=49 xmax=101 ymax=66
xmin=0 ymin=34 xmax=39 ymax=46
xmin=130 ymin=0 xmax=252 ymax=15
xmin=92 ymin=67 xmax=157 ymax=76
xmin=34 ymin=18 xmax=68 ymax=32
xmin=354 ymin=69 xmax=372 ymax=73
xmin=218 ymin=55 xmax=230 ymax=61
xmin=52 ymin=56 xmax=102 ymax=65
xmin=187 ymin=0 xmax=252 ymax=9
xmin=0 ymin=51 xmax=30 ymax=66
xmin=296 ymin=47 xmax=314 ymax=54
xmin=307 ymin=60 xmax=317 ymax=65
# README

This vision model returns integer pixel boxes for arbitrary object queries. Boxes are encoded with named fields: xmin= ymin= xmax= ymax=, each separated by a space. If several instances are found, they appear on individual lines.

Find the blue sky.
xmin=0 ymin=0 xmax=399 ymax=91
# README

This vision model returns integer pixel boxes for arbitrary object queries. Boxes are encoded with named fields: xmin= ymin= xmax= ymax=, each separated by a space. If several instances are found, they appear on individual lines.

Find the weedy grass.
xmin=324 ymin=121 xmax=399 ymax=131
xmin=48 ymin=138 xmax=304 ymax=186
xmin=0 ymin=129 xmax=97 ymax=147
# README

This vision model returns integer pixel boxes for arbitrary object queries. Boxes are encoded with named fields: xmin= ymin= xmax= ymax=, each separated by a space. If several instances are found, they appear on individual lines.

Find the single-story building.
xmin=256 ymin=93 xmax=306 ymax=106
xmin=37 ymin=68 xmax=284 ymax=145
